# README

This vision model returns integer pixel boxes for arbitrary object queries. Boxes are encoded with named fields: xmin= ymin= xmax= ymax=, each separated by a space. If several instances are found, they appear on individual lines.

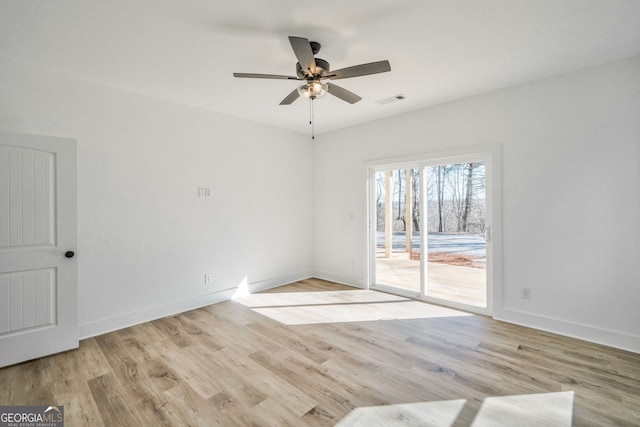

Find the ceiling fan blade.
xmin=327 ymin=83 xmax=362 ymax=104
xmin=289 ymin=36 xmax=316 ymax=75
xmin=327 ymin=60 xmax=391 ymax=80
xmin=233 ymin=73 xmax=299 ymax=80
xmin=279 ymin=89 xmax=300 ymax=105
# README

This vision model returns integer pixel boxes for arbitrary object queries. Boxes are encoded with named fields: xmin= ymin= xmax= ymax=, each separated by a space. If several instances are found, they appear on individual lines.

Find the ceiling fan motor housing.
xmin=296 ymin=58 xmax=330 ymax=79
xmin=309 ymin=41 xmax=321 ymax=54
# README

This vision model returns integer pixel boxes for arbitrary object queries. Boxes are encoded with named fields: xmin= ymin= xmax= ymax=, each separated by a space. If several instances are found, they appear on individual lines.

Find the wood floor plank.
xmin=88 ymin=373 xmax=146 ymax=426
xmin=153 ymin=316 xmax=197 ymax=348
xmin=213 ymin=347 xmax=318 ymax=417
xmin=301 ymin=404 xmax=339 ymax=426
xmin=1 ymin=279 xmax=639 ymax=426
xmin=124 ymin=377 xmax=176 ymax=426
xmin=249 ymin=348 xmax=358 ymax=418
xmin=57 ymin=392 xmax=106 ymax=427
xmin=183 ymin=304 xmax=285 ymax=357
xmin=197 ymin=346 xmax=268 ymax=408
xmin=0 ymin=357 xmax=55 ymax=405
xmin=247 ymin=320 xmax=329 ymax=365
xmin=48 ymin=341 xmax=106 ymax=427
xmin=156 ymin=343 xmax=224 ymax=400
xmin=94 ymin=333 xmax=142 ymax=386
xmin=163 ymin=382 xmax=224 ymax=427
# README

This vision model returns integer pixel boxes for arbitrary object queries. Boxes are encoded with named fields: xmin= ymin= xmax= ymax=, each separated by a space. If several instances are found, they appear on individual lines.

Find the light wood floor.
xmin=1 ymin=278 xmax=639 ymax=426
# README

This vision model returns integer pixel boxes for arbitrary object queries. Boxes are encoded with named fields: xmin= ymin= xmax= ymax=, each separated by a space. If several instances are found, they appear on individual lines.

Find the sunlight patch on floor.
xmin=336 ymin=399 xmax=467 ymax=427
xmin=234 ymin=290 xmax=473 ymax=326
xmin=336 ymin=391 xmax=574 ymax=427
xmin=471 ymin=391 xmax=574 ymax=427
xmin=234 ymin=290 xmax=407 ymax=307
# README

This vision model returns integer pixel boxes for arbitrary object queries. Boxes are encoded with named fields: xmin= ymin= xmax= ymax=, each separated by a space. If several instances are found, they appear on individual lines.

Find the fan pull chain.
xmin=309 ymin=98 xmax=315 ymax=140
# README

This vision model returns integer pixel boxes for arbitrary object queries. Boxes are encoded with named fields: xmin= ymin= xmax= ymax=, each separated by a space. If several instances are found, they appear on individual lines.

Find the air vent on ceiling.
xmin=375 ymin=94 xmax=406 ymax=105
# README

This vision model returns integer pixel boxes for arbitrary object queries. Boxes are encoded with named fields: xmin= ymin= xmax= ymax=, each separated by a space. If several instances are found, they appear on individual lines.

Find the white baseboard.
xmin=79 ymin=288 xmax=236 ymax=339
xmin=495 ymin=308 xmax=640 ymax=354
xmin=246 ymin=270 xmax=313 ymax=294
xmin=312 ymin=270 xmax=366 ymax=289
xmin=79 ymin=270 xmax=313 ymax=340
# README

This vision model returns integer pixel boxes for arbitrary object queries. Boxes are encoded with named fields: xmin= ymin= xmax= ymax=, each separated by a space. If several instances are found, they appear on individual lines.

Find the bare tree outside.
xmin=426 ymin=162 xmax=485 ymax=234
xmin=412 ymin=168 xmax=420 ymax=232
xmin=376 ymin=168 xmax=421 ymax=233
xmin=375 ymin=161 xmax=487 ymax=308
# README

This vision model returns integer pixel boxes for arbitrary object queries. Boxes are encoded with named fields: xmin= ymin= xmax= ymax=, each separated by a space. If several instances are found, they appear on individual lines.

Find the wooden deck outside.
xmin=376 ymin=252 xmax=487 ymax=307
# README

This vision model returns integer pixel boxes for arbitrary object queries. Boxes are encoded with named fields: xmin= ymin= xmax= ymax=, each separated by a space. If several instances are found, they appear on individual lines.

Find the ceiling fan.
xmin=233 ymin=36 xmax=391 ymax=106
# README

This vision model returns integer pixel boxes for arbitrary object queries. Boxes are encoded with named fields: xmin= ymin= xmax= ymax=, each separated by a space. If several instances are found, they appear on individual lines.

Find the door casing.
xmin=365 ymin=146 xmax=502 ymax=316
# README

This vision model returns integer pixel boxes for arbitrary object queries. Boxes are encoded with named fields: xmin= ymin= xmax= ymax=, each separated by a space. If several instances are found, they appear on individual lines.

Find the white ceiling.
xmin=2 ymin=0 xmax=640 ymax=136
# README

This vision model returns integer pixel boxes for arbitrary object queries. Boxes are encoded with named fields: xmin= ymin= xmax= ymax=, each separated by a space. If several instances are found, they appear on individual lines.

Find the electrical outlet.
xmin=204 ymin=274 xmax=212 ymax=284
xmin=198 ymin=187 xmax=212 ymax=198
xmin=522 ymin=288 xmax=531 ymax=299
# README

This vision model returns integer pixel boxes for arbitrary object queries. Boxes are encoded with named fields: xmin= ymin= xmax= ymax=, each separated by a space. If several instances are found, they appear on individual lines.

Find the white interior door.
xmin=0 ymin=131 xmax=78 ymax=367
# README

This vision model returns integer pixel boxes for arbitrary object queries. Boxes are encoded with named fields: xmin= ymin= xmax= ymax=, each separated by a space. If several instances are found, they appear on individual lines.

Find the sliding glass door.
xmin=423 ymin=161 xmax=487 ymax=308
xmin=373 ymin=168 xmax=422 ymax=296
xmin=370 ymin=152 xmax=493 ymax=314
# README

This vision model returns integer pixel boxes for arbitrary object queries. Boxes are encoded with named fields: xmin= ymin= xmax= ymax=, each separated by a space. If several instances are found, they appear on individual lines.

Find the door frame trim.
xmin=364 ymin=144 xmax=502 ymax=317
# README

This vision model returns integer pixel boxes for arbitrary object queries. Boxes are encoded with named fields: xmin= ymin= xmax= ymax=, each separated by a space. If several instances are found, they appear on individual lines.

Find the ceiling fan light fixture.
xmin=297 ymin=81 xmax=328 ymax=99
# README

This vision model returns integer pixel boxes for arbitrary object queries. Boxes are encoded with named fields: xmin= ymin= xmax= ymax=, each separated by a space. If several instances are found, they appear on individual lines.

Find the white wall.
xmin=0 ymin=59 xmax=313 ymax=338
xmin=313 ymin=55 xmax=640 ymax=353
xmin=2 ymin=54 xmax=639 ymax=353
